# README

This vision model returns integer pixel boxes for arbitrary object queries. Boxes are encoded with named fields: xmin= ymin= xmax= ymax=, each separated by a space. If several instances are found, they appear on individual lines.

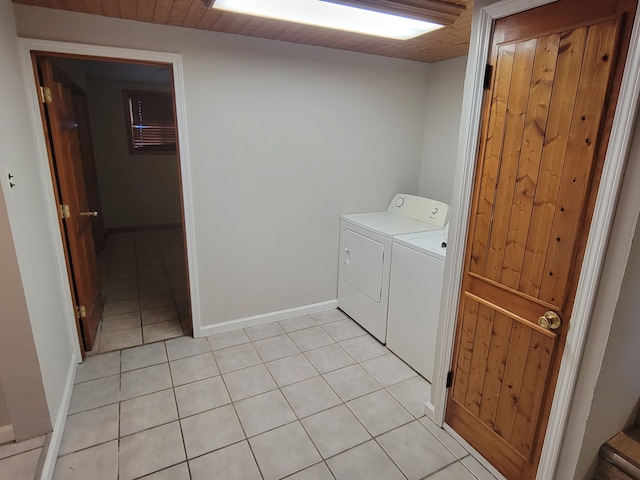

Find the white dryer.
xmin=387 ymin=228 xmax=448 ymax=382
xmin=338 ymin=194 xmax=449 ymax=343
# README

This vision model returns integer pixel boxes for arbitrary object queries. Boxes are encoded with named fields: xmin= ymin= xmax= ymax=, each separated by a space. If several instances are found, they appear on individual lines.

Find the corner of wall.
xmin=2 ymin=0 xmax=78 ymax=438
xmin=418 ymin=55 xmax=468 ymax=204
xmin=0 ymin=188 xmax=51 ymax=440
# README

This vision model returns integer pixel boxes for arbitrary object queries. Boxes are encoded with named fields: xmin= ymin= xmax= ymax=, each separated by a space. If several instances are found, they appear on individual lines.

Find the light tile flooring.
xmin=90 ymin=228 xmax=191 ymax=355
xmin=0 ymin=435 xmax=47 ymax=480
xmin=53 ymin=309 xmax=498 ymax=480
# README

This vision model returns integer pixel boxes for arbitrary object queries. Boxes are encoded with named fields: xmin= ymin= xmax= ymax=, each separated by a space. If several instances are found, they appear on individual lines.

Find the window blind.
xmin=126 ymin=91 xmax=177 ymax=153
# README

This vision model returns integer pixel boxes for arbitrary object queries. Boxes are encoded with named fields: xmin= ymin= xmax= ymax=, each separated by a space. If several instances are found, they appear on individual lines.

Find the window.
xmin=125 ymin=90 xmax=177 ymax=153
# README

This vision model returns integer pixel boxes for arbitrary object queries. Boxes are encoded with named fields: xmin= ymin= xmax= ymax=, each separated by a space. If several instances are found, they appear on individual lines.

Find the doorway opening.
xmin=32 ymin=53 xmax=192 ymax=357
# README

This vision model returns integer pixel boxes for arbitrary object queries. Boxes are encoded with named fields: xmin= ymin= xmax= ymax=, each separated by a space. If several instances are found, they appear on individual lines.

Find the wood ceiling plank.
xmin=195 ymin=9 xmax=220 ymax=30
xmin=101 ymin=0 xmax=120 ymax=17
xmin=324 ymin=34 xmax=371 ymax=51
xmin=219 ymin=12 xmax=258 ymax=34
xmin=136 ymin=0 xmax=155 ymax=23
xmin=167 ymin=0 xmax=191 ymax=26
xmin=119 ymin=0 xmax=136 ymax=20
xmin=209 ymin=10 xmax=236 ymax=31
xmin=11 ymin=0 xmax=473 ymax=63
xmin=83 ymin=0 xmax=103 ymax=15
xmin=61 ymin=0 xmax=85 ymax=12
xmin=151 ymin=0 xmax=171 ymax=23
xmin=235 ymin=16 xmax=275 ymax=37
xmin=247 ymin=21 xmax=292 ymax=41
xmin=182 ymin=0 xmax=207 ymax=28
xmin=49 ymin=0 xmax=70 ymax=9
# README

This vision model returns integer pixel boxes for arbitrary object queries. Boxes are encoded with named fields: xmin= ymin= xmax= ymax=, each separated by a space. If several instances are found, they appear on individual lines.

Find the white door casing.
xmin=16 ymin=38 xmax=201 ymax=343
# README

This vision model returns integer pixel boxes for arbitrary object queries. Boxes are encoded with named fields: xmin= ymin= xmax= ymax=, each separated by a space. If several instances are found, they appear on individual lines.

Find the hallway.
xmin=90 ymin=227 xmax=191 ymax=354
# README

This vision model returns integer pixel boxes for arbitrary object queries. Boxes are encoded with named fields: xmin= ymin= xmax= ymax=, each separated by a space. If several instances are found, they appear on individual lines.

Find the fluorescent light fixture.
xmin=212 ymin=0 xmax=444 ymax=40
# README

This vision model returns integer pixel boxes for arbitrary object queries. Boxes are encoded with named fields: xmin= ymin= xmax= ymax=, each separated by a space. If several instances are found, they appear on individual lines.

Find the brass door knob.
xmin=79 ymin=211 xmax=98 ymax=217
xmin=538 ymin=311 xmax=561 ymax=329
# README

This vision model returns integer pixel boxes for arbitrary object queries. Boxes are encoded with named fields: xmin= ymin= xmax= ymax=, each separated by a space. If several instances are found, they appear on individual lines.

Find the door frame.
xmin=16 ymin=38 xmax=203 ymax=354
xmin=429 ymin=0 xmax=640 ymax=478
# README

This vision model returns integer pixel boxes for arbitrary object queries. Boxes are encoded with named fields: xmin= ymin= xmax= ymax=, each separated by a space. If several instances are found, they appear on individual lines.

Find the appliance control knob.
xmin=395 ymin=197 xmax=405 ymax=207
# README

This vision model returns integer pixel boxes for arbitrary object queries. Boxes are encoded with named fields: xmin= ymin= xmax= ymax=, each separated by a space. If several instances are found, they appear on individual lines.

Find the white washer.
xmin=387 ymin=228 xmax=448 ymax=382
xmin=338 ymin=194 xmax=449 ymax=343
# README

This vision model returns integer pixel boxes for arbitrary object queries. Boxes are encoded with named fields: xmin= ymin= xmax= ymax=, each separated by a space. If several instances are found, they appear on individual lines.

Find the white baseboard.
xmin=0 ymin=424 xmax=15 ymax=444
xmin=39 ymin=354 xmax=78 ymax=480
xmin=197 ymin=300 xmax=338 ymax=337
xmin=424 ymin=401 xmax=435 ymax=421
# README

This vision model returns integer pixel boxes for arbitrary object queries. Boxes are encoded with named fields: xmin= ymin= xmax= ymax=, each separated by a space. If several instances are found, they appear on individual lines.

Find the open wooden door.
xmin=446 ymin=1 xmax=637 ymax=479
xmin=36 ymin=57 xmax=103 ymax=352
xmin=73 ymin=89 xmax=106 ymax=254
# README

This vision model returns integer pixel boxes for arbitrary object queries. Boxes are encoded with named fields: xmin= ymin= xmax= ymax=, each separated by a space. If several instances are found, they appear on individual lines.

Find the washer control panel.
xmin=387 ymin=194 xmax=449 ymax=227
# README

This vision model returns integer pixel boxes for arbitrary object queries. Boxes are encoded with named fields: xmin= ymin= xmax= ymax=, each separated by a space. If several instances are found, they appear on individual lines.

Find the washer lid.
xmin=341 ymin=212 xmax=443 ymax=238
xmin=393 ymin=229 xmax=448 ymax=260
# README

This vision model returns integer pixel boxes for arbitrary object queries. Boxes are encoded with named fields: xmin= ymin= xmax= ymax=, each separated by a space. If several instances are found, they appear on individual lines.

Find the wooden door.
xmin=73 ymin=89 xmax=106 ymax=254
xmin=445 ymin=1 xmax=637 ymax=479
xmin=37 ymin=58 xmax=103 ymax=352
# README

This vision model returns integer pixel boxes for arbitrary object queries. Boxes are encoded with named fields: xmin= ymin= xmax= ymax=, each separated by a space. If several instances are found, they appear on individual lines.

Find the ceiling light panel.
xmin=212 ymin=0 xmax=445 ymax=40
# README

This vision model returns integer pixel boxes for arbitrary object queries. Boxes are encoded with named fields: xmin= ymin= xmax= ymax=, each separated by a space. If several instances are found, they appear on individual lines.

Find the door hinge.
xmin=446 ymin=371 xmax=453 ymax=388
xmin=76 ymin=305 xmax=86 ymax=318
xmin=60 ymin=204 xmax=70 ymax=219
xmin=40 ymin=86 xmax=52 ymax=104
xmin=483 ymin=64 xmax=493 ymax=90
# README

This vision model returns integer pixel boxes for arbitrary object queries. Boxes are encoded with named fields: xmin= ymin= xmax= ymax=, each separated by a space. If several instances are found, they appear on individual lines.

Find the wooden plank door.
xmin=445 ymin=1 xmax=637 ymax=479
xmin=37 ymin=58 xmax=103 ymax=352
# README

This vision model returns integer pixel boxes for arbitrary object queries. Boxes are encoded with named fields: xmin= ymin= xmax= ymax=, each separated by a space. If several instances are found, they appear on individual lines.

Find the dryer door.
xmin=343 ymin=228 xmax=384 ymax=302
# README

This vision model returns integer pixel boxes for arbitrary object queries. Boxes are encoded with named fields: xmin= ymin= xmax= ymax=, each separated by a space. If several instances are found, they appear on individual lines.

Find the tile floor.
xmin=0 ymin=435 xmax=47 ymax=480
xmin=90 ymin=228 xmax=191 ymax=355
xmin=53 ymin=309 xmax=498 ymax=480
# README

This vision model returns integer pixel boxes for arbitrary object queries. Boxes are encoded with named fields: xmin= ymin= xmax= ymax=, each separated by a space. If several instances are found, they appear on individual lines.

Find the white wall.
xmin=418 ymin=55 xmax=467 ymax=204
xmin=556 ymin=107 xmax=640 ymax=480
xmin=86 ymin=77 xmax=182 ymax=229
xmin=0 ymin=176 xmax=51 ymax=440
xmin=580 ymin=195 xmax=640 ymax=472
xmin=0 ymin=379 xmax=9 ymax=428
xmin=13 ymin=5 xmax=431 ymax=327
xmin=1 ymin=0 xmax=76 ymax=426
